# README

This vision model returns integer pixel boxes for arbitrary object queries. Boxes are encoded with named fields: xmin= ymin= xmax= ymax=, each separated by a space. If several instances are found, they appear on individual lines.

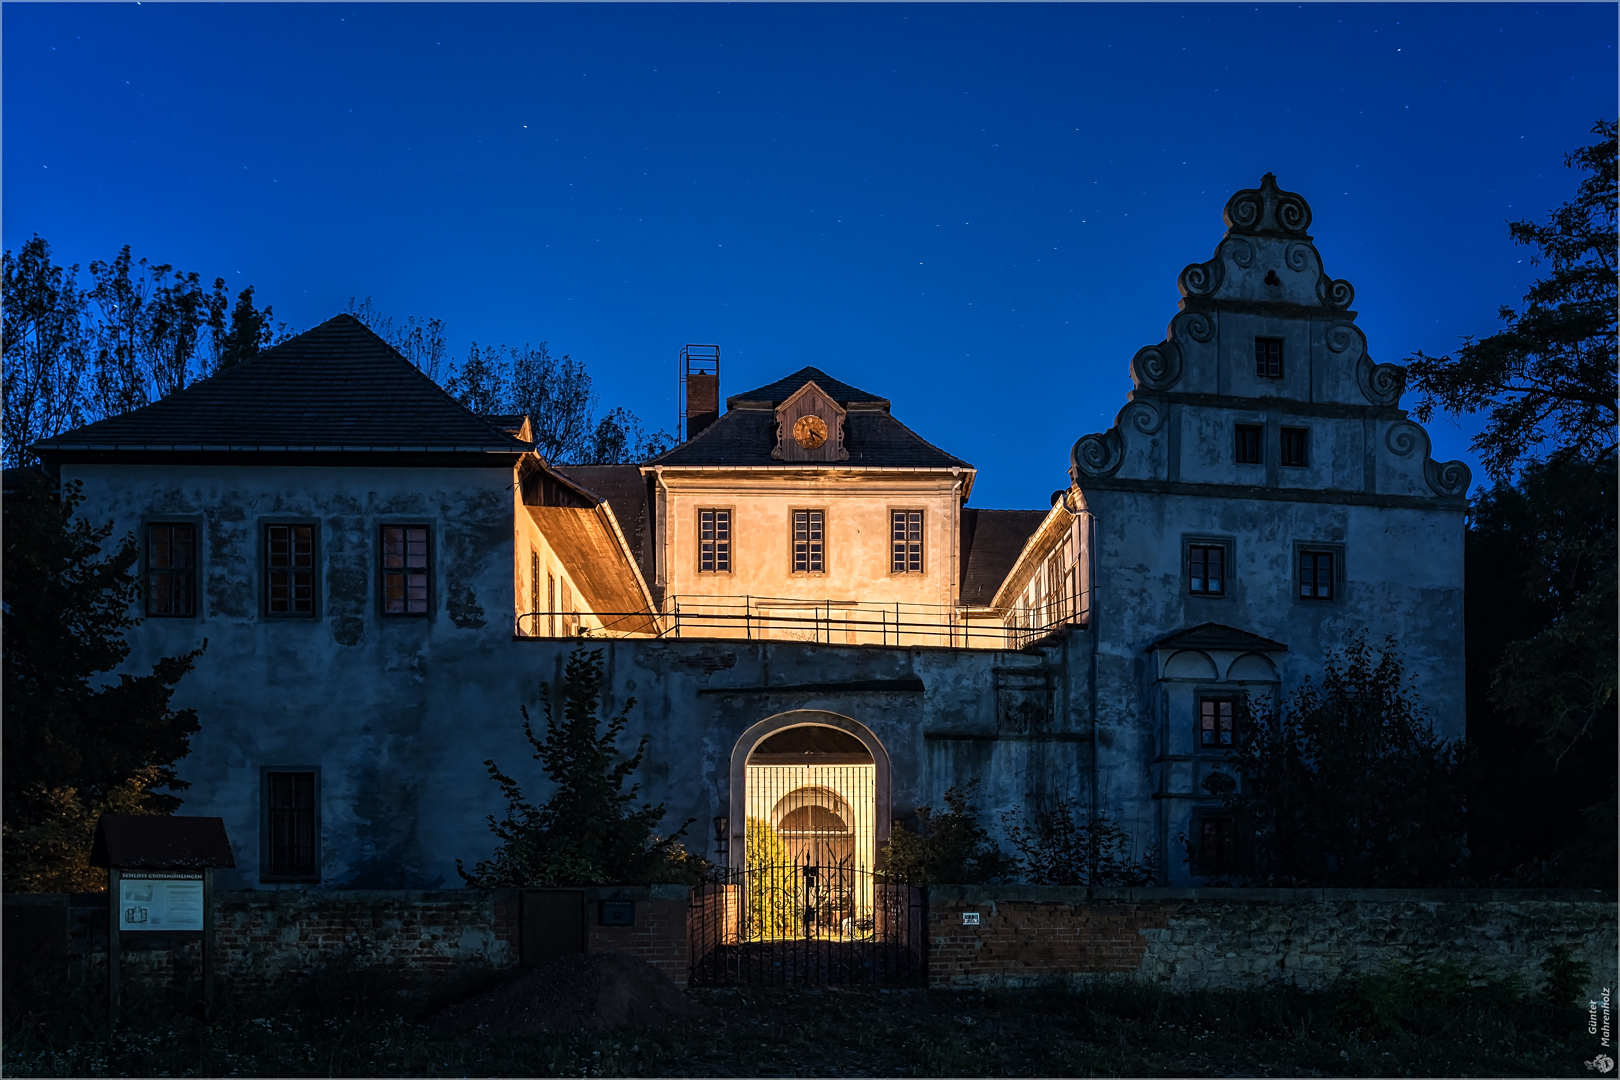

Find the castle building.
xmin=33 ymin=175 xmax=1467 ymax=890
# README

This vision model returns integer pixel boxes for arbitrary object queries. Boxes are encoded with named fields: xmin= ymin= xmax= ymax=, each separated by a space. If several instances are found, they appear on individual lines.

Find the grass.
xmin=2 ymin=959 xmax=1595 ymax=1077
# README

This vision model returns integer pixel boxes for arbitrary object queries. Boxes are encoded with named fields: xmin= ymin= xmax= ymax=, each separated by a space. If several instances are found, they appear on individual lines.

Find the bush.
xmin=1003 ymin=799 xmax=1159 ymax=886
xmin=880 ymin=780 xmax=1016 ymax=884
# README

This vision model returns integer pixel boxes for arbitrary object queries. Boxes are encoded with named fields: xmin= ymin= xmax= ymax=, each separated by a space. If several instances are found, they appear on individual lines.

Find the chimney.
xmin=680 ymin=344 xmax=720 ymax=440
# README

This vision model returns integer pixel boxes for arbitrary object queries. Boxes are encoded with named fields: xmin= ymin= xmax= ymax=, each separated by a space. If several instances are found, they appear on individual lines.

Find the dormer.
xmin=772 ymin=380 xmax=848 ymax=462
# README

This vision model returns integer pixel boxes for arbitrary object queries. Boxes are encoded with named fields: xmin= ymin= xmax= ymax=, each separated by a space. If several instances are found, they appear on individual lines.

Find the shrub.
xmin=880 ymin=780 xmax=1016 ymax=884
xmin=1003 ymin=799 xmax=1159 ymax=886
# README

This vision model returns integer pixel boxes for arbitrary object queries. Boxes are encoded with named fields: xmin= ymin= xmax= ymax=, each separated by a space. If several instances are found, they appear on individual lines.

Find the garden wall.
xmin=928 ymin=886 xmax=1618 ymax=1000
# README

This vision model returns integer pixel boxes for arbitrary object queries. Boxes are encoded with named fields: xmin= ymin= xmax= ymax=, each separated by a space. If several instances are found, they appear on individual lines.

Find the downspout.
xmin=950 ymin=467 xmax=963 ymax=645
xmin=1085 ymin=505 xmax=1101 ymax=886
xmin=653 ymin=466 xmax=669 ymax=621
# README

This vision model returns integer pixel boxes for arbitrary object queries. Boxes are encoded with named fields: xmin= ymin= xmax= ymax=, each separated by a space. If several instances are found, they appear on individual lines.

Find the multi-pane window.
xmin=698 ymin=509 xmax=731 ymax=573
xmin=529 ymin=551 xmax=540 ymax=634
xmin=1299 ymin=550 xmax=1335 ymax=600
xmin=547 ymin=573 xmax=557 ymax=637
xmin=382 ymin=526 xmax=429 ymax=615
xmin=1047 ymin=552 xmax=1067 ymax=623
xmin=1200 ymin=697 xmax=1236 ymax=748
xmin=891 ymin=511 xmax=923 ymax=573
xmin=1281 ymin=427 xmax=1309 ymax=467
xmin=1198 ymin=816 xmax=1240 ymax=876
xmin=1189 ymin=544 xmax=1225 ymax=596
xmin=1235 ymin=425 xmax=1263 ymax=465
xmin=265 ymin=524 xmax=315 ymax=616
xmin=266 ymin=771 xmax=317 ymax=879
xmin=561 ymin=579 xmax=579 ymax=636
xmin=1255 ymin=337 xmax=1283 ymax=378
xmin=146 ymin=523 xmax=196 ymax=617
xmin=792 ymin=510 xmax=824 ymax=573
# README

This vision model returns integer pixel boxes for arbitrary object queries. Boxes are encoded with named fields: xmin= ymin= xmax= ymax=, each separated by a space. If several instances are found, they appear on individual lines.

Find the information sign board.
xmin=118 ymin=871 xmax=205 ymax=931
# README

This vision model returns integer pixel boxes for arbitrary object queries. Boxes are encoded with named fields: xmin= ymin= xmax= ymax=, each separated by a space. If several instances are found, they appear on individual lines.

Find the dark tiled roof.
xmin=1149 ymin=623 xmax=1289 ymax=652
xmin=648 ymin=406 xmax=970 ymax=469
xmin=555 ymin=464 xmax=654 ymax=587
xmin=90 ymin=814 xmax=236 ymax=870
xmin=35 ymin=314 xmax=529 ymax=456
xmin=726 ymin=366 xmax=890 ymax=410
xmin=960 ymin=509 xmax=1048 ymax=607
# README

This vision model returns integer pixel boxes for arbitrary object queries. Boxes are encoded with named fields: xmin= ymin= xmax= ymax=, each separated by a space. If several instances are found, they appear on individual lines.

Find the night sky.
xmin=4 ymin=3 xmax=1614 ymax=508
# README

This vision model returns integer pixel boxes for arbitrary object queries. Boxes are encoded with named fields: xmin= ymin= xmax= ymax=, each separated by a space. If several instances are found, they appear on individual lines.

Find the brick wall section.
xmin=584 ymin=888 xmax=690 ymax=988
xmin=929 ymin=886 xmax=1618 ymax=1000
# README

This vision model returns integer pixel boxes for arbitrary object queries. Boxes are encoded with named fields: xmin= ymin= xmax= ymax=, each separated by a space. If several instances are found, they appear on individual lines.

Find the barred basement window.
xmin=265 ymin=524 xmax=315 ymax=617
xmin=382 ymin=526 xmax=429 ymax=615
xmin=1235 ymin=425 xmax=1263 ymax=465
xmin=891 ymin=510 xmax=923 ymax=573
xmin=699 ymin=509 xmax=731 ymax=573
xmin=792 ymin=510 xmax=824 ymax=573
xmin=146 ymin=523 xmax=196 ymax=617
xmin=1199 ymin=697 xmax=1236 ymax=748
xmin=265 ymin=770 xmax=318 ymax=881
xmin=1281 ymin=427 xmax=1309 ymax=468
xmin=1188 ymin=544 xmax=1225 ymax=597
xmin=1299 ymin=549 xmax=1335 ymax=600
xmin=1255 ymin=337 xmax=1283 ymax=378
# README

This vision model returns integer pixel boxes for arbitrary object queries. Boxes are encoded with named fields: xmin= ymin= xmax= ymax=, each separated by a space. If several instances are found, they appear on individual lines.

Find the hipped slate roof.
xmin=651 ymin=366 xmax=970 ymax=469
xmin=959 ymin=509 xmax=1048 ymax=607
xmin=35 ymin=314 xmax=529 ymax=457
xmin=1149 ymin=623 xmax=1289 ymax=652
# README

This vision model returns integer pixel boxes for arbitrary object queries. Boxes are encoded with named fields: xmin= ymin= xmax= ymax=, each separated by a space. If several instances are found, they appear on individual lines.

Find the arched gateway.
xmin=690 ymin=712 xmax=923 ymax=986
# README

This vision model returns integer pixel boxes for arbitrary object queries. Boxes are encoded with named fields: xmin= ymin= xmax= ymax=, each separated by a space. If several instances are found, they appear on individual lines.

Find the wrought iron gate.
xmin=688 ymin=862 xmax=926 ymax=986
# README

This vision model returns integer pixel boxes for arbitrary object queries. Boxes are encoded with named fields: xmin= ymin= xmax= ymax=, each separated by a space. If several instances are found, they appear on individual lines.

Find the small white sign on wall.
xmin=961 ymin=911 xmax=981 ymax=926
xmin=119 ymin=872 xmax=204 ymax=931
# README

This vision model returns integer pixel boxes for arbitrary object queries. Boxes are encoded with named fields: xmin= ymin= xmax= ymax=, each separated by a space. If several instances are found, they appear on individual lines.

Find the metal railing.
xmin=514 ymin=592 xmax=1089 ymax=649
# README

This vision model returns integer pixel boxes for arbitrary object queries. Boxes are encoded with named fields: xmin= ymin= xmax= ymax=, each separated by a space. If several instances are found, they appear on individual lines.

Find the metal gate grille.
xmin=688 ymin=864 xmax=926 ymax=987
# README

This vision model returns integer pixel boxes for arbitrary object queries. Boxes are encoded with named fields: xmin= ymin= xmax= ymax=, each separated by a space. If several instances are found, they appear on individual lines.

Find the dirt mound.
xmin=430 ymin=953 xmax=705 ymax=1036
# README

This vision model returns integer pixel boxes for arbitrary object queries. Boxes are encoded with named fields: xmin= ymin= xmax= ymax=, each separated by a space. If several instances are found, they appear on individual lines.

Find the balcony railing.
xmin=515 ymin=592 xmax=1089 ymax=650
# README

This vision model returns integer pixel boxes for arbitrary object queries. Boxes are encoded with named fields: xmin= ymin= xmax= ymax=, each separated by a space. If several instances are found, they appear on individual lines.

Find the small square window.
xmin=1299 ymin=549 xmax=1336 ymax=601
xmin=1235 ymin=425 xmax=1263 ymax=465
xmin=262 ymin=768 xmax=319 ymax=882
xmin=891 ymin=511 xmax=923 ymax=574
xmin=1189 ymin=544 xmax=1225 ymax=597
xmin=699 ymin=509 xmax=731 ymax=573
xmin=1281 ymin=427 xmax=1309 ymax=468
xmin=146 ymin=523 xmax=196 ymax=617
xmin=382 ymin=526 xmax=430 ymax=615
xmin=1197 ymin=815 xmax=1241 ymax=877
xmin=792 ymin=510 xmax=824 ymax=573
xmin=265 ymin=524 xmax=315 ymax=617
xmin=1199 ymin=697 xmax=1236 ymax=748
xmin=1255 ymin=337 xmax=1283 ymax=378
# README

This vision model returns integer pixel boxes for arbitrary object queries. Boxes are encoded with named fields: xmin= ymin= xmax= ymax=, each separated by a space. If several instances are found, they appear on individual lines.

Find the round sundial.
xmin=792 ymin=414 xmax=829 ymax=450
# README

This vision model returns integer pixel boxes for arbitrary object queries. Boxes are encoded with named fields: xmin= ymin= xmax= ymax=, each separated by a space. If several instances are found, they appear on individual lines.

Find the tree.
xmin=742 ymin=816 xmax=798 ymax=939
xmin=1003 ymin=799 xmax=1158 ymax=887
xmin=457 ymin=647 xmax=701 ymax=887
xmin=1405 ymin=119 xmax=1617 ymax=481
xmin=880 ymin=780 xmax=1017 ymax=884
xmin=2 ymin=237 xmax=93 ymax=468
xmin=343 ymin=296 xmax=449 ymax=383
xmin=1 ymin=470 xmax=203 ymax=892
xmin=208 ymin=282 xmax=280 ymax=372
xmin=1219 ymin=637 xmax=1470 ymax=888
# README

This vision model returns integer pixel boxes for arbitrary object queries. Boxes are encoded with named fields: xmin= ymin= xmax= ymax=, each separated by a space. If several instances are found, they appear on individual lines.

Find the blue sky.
xmin=4 ymin=3 xmax=1614 ymax=508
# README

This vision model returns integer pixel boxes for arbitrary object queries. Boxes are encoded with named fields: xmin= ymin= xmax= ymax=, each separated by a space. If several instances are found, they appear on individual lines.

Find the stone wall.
xmin=929 ymin=886 xmax=1618 ymax=1000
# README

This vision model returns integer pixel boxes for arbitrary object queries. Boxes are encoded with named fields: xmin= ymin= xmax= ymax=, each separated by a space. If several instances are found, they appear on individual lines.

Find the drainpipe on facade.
xmin=652 ymin=466 xmax=669 ymax=615
xmin=1084 ymin=505 xmax=1101 ymax=888
xmin=950 ymin=468 xmax=963 ymax=646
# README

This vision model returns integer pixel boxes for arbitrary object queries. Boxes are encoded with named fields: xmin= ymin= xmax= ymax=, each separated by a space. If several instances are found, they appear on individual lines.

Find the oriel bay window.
xmin=891 ymin=510 xmax=923 ymax=574
xmin=792 ymin=510 xmax=824 ymax=573
xmin=698 ymin=509 xmax=732 ymax=573
xmin=382 ymin=525 xmax=430 ymax=615
xmin=146 ymin=523 xmax=196 ymax=616
xmin=265 ymin=524 xmax=315 ymax=616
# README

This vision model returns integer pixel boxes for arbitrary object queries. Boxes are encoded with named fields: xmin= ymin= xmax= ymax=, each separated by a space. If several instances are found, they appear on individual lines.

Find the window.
xmin=547 ymin=572 xmax=556 ymax=636
xmin=891 ymin=511 xmax=923 ymax=573
xmin=1299 ymin=549 xmax=1335 ymax=600
xmin=146 ymin=523 xmax=196 ymax=617
xmin=1189 ymin=544 xmax=1225 ymax=596
xmin=1199 ymin=697 xmax=1236 ymax=748
xmin=792 ymin=510 xmax=824 ymax=573
xmin=265 ymin=524 xmax=315 ymax=616
xmin=1047 ymin=552 xmax=1067 ymax=623
xmin=1255 ymin=337 xmax=1283 ymax=378
xmin=1197 ymin=815 xmax=1241 ymax=876
xmin=382 ymin=526 xmax=429 ymax=615
xmin=698 ymin=509 xmax=731 ymax=573
xmin=1235 ymin=425 xmax=1263 ymax=465
xmin=529 ymin=551 xmax=540 ymax=634
xmin=1280 ymin=427 xmax=1309 ymax=467
xmin=263 ymin=769 xmax=319 ymax=882
xmin=562 ymin=579 xmax=578 ymax=636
